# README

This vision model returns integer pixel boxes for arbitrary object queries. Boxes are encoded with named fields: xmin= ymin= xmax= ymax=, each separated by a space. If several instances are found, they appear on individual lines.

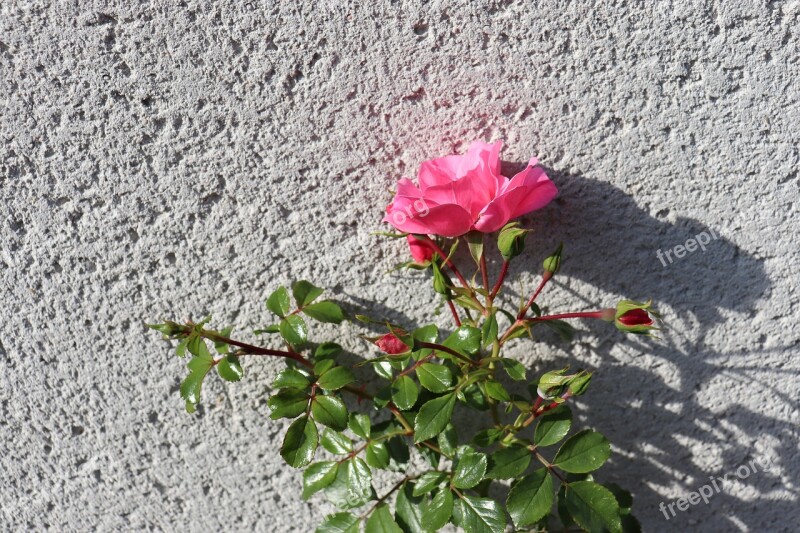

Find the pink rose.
xmin=383 ymin=141 xmax=558 ymax=237
xmin=374 ymin=332 xmax=410 ymax=354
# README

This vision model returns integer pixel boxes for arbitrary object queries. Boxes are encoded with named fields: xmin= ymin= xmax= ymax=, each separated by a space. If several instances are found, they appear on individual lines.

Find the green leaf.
xmin=280 ymin=315 xmax=308 ymax=346
xmin=500 ymin=358 xmax=526 ymax=381
xmin=304 ymin=301 xmax=345 ymax=324
xmin=273 ymin=368 xmax=312 ymax=390
xmin=443 ymin=326 xmax=482 ymax=357
xmin=472 ymin=428 xmax=504 ymax=448
xmin=553 ymin=429 xmax=611 ymax=473
xmin=344 ymin=457 xmax=373 ymax=508
xmin=541 ymin=319 xmax=576 ymax=341
xmin=303 ymin=461 xmax=339 ymax=499
xmin=386 ymin=437 xmax=410 ymax=471
xmin=314 ymin=359 xmax=336 ymax=376
xmin=414 ymin=393 xmax=456 ymax=442
xmin=186 ymin=335 xmax=205 ymax=357
xmin=373 ymin=360 xmax=395 ymax=380
xmin=293 ymin=280 xmax=324 ymax=308
xmin=315 ymin=342 xmax=343 ymax=360
xmin=460 ymin=383 xmax=489 ymax=411
xmin=423 ymin=488 xmax=454 ymax=531
xmin=452 ymin=494 xmax=506 ymax=533
xmin=395 ymin=482 xmax=425 ymax=533
xmin=486 ymin=446 xmax=531 ymax=479
xmin=564 ymin=481 xmax=622 ymax=533
xmin=317 ymin=512 xmax=359 ymax=533
xmin=175 ymin=337 xmax=189 ymax=357
xmin=481 ymin=314 xmax=498 ymax=347
xmin=317 ymin=366 xmax=356 ymax=391
xmin=180 ymin=351 xmax=215 ymax=410
xmin=466 ymin=230 xmax=484 ymax=266
xmin=216 ymin=354 xmax=243 ymax=382
xmin=320 ymin=429 xmax=353 ymax=454
xmin=391 ymin=375 xmax=419 ymax=410
xmin=213 ymin=325 xmax=233 ymax=354
xmin=535 ymin=405 xmax=573 ymax=447
xmin=348 ymin=413 xmax=371 ymax=440
xmin=311 ymin=395 xmax=348 ymax=431
xmin=452 ymin=449 xmax=488 ymax=489
xmin=254 ymin=324 xmax=280 ymax=335
xmin=280 ymin=415 xmax=318 ymax=468
xmin=268 ymin=390 xmax=309 ymax=419
xmin=412 ymin=472 xmax=447 ymax=496
xmin=365 ymin=503 xmax=403 ymax=533
xmin=416 ymin=363 xmax=453 ymax=393
xmin=506 ymin=468 xmax=554 ymax=528
xmin=438 ymin=423 xmax=458 ymax=457
xmin=484 ymin=381 xmax=510 ymax=402
xmin=365 ymin=441 xmax=390 ymax=469
xmin=267 ymin=286 xmax=291 ymax=317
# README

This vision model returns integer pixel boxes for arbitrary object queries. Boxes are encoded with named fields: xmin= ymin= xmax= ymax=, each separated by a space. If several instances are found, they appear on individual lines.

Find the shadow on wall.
xmin=510 ymin=167 xmax=795 ymax=531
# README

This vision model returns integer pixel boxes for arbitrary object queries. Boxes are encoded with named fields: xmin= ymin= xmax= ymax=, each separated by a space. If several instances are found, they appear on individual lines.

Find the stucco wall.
xmin=1 ymin=1 xmax=798 ymax=531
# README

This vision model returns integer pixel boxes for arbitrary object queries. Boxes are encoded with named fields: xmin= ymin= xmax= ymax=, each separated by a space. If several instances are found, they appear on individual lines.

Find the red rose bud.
xmin=406 ymin=235 xmax=434 ymax=264
xmin=375 ymin=332 xmax=410 ymax=354
xmin=614 ymin=299 xmax=659 ymax=334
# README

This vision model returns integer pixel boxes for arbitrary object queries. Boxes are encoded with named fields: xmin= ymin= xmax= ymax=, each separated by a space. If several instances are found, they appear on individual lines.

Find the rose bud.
xmin=614 ymin=299 xmax=659 ymax=334
xmin=374 ymin=332 xmax=410 ymax=354
xmin=406 ymin=235 xmax=435 ymax=264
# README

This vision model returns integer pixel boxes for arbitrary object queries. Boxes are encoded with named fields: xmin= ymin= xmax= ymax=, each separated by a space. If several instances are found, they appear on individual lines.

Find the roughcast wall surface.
xmin=1 ymin=1 xmax=798 ymax=532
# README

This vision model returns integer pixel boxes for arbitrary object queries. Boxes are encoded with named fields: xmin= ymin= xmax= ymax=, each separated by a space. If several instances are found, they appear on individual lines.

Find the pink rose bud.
xmin=374 ymin=332 xmax=410 ymax=354
xmin=406 ymin=235 xmax=435 ymax=264
xmin=614 ymin=300 xmax=659 ymax=334
xmin=383 ymin=140 xmax=558 ymax=237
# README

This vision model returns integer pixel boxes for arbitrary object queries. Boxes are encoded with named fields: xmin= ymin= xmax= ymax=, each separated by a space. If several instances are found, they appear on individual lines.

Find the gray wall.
xmin=2 ymin=1 xmax=798 ymax=531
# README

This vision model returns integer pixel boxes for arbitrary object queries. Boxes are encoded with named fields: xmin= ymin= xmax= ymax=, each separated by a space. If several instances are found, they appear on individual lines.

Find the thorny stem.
xmin=517 ymin=272 xmax=553 ymax=320
xmin=415 ymin=341 xmax=477 ymax=367
xmin=499 ymin=309 xmax=613 ymax=345
xmin=196 ymin=328 xmax=313 ymax=368
xmin=446 ymin=299 xmax=462 ymax=327
xmin=489 ymin=260 xmax=509 ymax=300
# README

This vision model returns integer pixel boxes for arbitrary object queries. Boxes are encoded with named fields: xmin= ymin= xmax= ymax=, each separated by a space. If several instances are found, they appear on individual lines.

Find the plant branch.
xmin=415 ymin=341 xmax=477 ymax=367
xmin=489 ymin=260 xmax=509 ymax=299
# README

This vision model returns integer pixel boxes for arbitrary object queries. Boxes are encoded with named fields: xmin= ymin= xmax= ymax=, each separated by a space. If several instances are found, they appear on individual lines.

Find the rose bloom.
xmin=383 ymin=141 xmax=557 ymax=237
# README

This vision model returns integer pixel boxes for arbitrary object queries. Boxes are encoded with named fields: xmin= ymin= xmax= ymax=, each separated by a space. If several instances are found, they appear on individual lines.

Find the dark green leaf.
xmin=481 ymin=314 xmax=498 ymax=347
xmin=452 ymin=494 xmax=506 ymax=533
xmin=318 ymin=366 xmax=356 ymax=391
xmin=392 ymin=375 xmax=419 ymax=410
xmin=316 ymin=512 xmax=359 ymax=533
xmin=254 ymin=324 xmax=280 ymax=335
xmin=395 ymin=482 xmax=425 ymax=533
xmin=348 ymin=413 xmax=371 ymax=440
xmin=472 ymin=428 xmax=504 ymax=448
xmin=541 ymin=319 xmax=576 ymax=341
xmin=423 ymin=488 xmax=454 ymax=531
xmin=366 ymin=441 xmax=390 ymax=469
xmin=484 ymin=381 xmax=510 ymax=402
xmin=280 ymin=315 xmax=308 ymax=346
xmin=506 ymin=468 xmax=554 ymax=528
xmin=486 ymin=446 xmax=531 ymax=479
xmin=414 ymin=393 xmax=456 ymax=442
xmin=315 ymin=342 xmax=343 ymax=360
xmin=311 ymin=395 xmax=348 ymax=430
xmin=304 ymin=301 xmax=345 ymax=324
xmin=553 ymin=429 xmax=611 ymax=473
xmin=373 ymin=361 xmax=395 ymax=380
xmin=293 ymin=280 xmax=324 ymax=308
xmin=303 ymin=461 xmax=339 ymax=499
xmin=466 ymin=230 xmax=484 ymax=266
xmin=365 ymin=503 xmax=403 ymax=533
xmin=267 ymin=287 xmax=290 ymax=317
xmin=280 ymin=415 xmax=318 ymax=468
xmin=460 ymin=383 xmax=489 ymax=411
xmin=452 ymin=449 xmax=488 ymax=489
xmin=314 ymin=359 xmax=336 ymax=376
xmin=534 ymin=405 xmax=573 ymax=447
xmin=500 ymin=358 xmax=526 ymax=381
xmin=344 ymin=457 xmax=373 ymax=509
xmin=438 ymin=424 xmax=458 ymax=457
xmin=443 ymin=326 xmax=482 ymax=357
xmin=416 ymin=363 xmax=453 ymax=393
xmin=268 ymin=390 xmax=309 ymax=420
xmin=412 ymin=472 xmax=447 ymax=496
xmin=273 ymin=368 xmax=312 ymax=390
xmin=386 ymin=437 xmax=410 ymax=471
xmin=564 ymin=481 xmax=622 ymax=533
xmin=186 ymin=335 xmax=205 ymax=357
xmin=216 ymin=354 xmax=243 ymax=382
xmin=320 ymin=429 xmax=353 ymax=454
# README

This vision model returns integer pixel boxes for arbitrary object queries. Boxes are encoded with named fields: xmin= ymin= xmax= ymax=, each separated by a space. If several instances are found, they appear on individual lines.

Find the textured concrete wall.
xmin=2 ymin=0 xmax=798 ymax=531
